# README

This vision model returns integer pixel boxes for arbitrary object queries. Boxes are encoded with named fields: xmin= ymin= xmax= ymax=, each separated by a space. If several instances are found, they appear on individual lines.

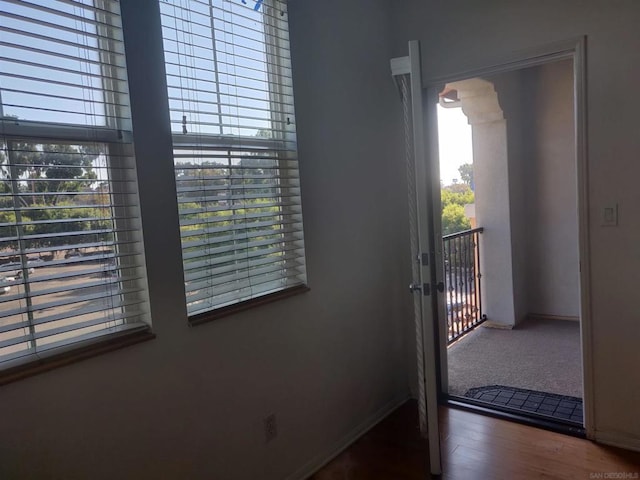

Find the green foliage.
xmin=441 ymin=185 xmax=474 ymax=209
xmin=177 ymin=157 xmax=284 ymax=266
xmin=441 ymin=203 xmax=470 ymax=235
xmin=0 ymin=204 xmax=112 ymax=250
xmin=0 ymin=142 xmax=108 ymax=251
xmin=1 ymin=142 xmax=100 ymax=207
xmin=441 ymin=183 xmax=474 ymax=235
xmin=175 ymin=146 xmax=285 ymax=267
xmin=0 ymin=210 xmax=18 ymax=249
xmin=25 ymin=204 xmax=112 ymax=247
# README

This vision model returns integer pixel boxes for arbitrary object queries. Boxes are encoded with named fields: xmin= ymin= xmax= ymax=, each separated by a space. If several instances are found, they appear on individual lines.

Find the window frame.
xmin=160 ymin=0 xmax=308 ymax=322
xmin=0 ymin=0 xmax=153 ymax=381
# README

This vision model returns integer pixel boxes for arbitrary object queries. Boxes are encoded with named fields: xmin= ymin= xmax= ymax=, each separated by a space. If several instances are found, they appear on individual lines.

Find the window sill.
xmin=0 ymin=326 xmax=155 ymax=387
xmin=189 ymin=284 xmax=310 ymax=327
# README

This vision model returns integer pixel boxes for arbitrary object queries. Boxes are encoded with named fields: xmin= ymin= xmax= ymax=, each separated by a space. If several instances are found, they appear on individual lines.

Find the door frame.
xmin=423 ymin=37 xmax=594 ymax=437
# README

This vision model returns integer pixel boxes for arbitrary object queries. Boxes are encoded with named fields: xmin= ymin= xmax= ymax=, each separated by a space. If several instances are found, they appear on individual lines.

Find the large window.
xmin=160 ymin=0 xmax=307 ymax=317
xmin=0 ymin=0 xmax=150 ymax=367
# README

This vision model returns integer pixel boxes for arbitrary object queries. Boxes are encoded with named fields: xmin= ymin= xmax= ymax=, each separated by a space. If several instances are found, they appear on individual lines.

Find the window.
xmin=160 ymin=0 xmax=307 ymax=317
xmin=0 ymin=0 xmax=150 ymax=368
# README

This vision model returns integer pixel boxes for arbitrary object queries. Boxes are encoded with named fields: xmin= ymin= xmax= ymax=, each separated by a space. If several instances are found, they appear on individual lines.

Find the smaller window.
xmin=160 ymin=0 xmax=307 ymax=318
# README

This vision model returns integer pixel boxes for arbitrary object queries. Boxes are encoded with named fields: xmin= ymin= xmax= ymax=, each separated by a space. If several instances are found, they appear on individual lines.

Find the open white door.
xmin=391 ymin=40 xmax=442 ymax=476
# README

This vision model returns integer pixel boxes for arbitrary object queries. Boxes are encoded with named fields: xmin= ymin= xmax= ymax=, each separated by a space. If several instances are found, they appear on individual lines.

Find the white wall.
xmin=529 ymin=61 xmax=580 ymax=318
xmin=391 ymin=0 xmax=640 ymax=448
xmin=492 ymin=60 xmax=579 ymax=321
xmin=525 ymin=60 xmax=579 ymax=318
xmin=0 ymin=1 xmax=414 ymax=479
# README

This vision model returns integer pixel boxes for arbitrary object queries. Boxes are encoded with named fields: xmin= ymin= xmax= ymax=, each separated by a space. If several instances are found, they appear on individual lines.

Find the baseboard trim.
xmin=528 ymin=313 xmax=580 ymax=322
xmin=595 ymin=431 xmax=640 ymax=453
xmin=482 ymin=321 xmax=514 ymax=329
xmin=286 ymin=393 xmax=411 ymax=480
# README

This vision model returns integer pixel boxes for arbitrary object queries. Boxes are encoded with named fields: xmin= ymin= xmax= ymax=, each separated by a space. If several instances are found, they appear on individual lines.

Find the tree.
xmin=441 ymin=183 xmax=473 ymax=235
xmin=174 ymin=127 xmax=285 ymax=263
xmin=441 ymin=203 xmax=471 ymax=235
xmin=0 ymin=141 xmax=107 ymax=252
xmin=34 ymin=144 xmax=99 ymax=206
xmin=0 ymin=141 xmax=100 ymax=207
xmin=175 ymin=152 xmax=284 ymax=268
xmin=441 ymin=185 xmax=473 ymax=207
xmin=458 ymin=163 xmax=474 ymax=188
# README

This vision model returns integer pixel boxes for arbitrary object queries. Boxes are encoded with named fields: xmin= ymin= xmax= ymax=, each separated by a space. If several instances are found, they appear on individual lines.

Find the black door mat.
xmin=465 ymin=385 xmax=583 ymax=425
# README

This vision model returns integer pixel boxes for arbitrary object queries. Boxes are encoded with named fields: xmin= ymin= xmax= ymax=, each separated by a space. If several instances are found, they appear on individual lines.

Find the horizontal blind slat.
xmin=183 ymin=245 xmax=305 ymax=274
xmin=33 ymin=321 xmax=148 ymax=355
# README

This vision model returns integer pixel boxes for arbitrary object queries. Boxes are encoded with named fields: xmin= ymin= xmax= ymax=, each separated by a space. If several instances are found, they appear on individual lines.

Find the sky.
xmin=0 ymin=0 xmax=273 ymax=137
xmin=160 ymin=0 xmax=273 ymax=138
xmin=436 ymin=104 xmax=473 ymax=185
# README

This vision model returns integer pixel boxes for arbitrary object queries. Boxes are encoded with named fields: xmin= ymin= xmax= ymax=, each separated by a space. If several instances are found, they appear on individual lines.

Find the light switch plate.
xmin=602 ymin=204 xmax=618 ymax=226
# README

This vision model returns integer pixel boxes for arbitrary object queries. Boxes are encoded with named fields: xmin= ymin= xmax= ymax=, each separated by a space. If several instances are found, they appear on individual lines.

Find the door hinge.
xmin=420 ymin=253 xmax=429 ymax=266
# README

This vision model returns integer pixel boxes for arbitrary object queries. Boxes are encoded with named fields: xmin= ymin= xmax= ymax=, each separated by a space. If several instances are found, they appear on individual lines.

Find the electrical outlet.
xmin=264 ymin=414 xmax=277 ymax=443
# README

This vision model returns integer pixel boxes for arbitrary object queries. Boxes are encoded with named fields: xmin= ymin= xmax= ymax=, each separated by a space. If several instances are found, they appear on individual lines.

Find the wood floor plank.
xmin=442 ymin=411 xmax=640 ymax=471
xmin=309 ymin=400 xmax=640 ymax=479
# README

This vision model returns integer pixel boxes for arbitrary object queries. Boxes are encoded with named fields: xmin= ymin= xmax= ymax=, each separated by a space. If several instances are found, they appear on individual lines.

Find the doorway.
xmin=432 ymin=56 xmax=588 ymax=429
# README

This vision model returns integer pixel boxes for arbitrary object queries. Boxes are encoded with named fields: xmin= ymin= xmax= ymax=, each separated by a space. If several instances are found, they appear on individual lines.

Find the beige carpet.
xmin=446 ymin=317 xmax=582 ymax=398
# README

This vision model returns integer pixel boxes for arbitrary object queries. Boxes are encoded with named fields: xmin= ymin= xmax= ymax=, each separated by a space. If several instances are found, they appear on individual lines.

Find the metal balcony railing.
xmin=443 ymin=227 xmax=486 ymax=344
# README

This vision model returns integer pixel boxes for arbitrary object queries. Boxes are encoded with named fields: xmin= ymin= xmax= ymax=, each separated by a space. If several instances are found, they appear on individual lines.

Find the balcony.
xmin=442 ymin=228 xmax=583 ymax=425
xmin=437 ymin=60 xmax=583 ymax=426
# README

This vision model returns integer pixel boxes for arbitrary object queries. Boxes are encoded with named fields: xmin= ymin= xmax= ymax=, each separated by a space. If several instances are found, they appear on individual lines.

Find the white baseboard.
xmin=595 ymin=431 xmax=640 ymax=453
xmin=482 ymin=321 xmax=514 ymax=329
xmin=285 ymin=393 xmax=411 ymax=480
xmin=528 ymin=313 xmax=580 ymax=322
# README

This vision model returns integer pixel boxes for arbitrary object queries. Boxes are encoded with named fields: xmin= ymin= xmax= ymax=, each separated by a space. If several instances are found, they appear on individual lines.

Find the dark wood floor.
xmin=309 ymin=400 xmax=640 ymax=479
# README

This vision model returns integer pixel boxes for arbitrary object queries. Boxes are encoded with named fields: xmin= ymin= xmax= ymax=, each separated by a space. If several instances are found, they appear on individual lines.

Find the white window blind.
xmin=160 ymin=0 xmax=306 ymax=316
xmin=0 ymin=0 xmax=150 ymax=365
